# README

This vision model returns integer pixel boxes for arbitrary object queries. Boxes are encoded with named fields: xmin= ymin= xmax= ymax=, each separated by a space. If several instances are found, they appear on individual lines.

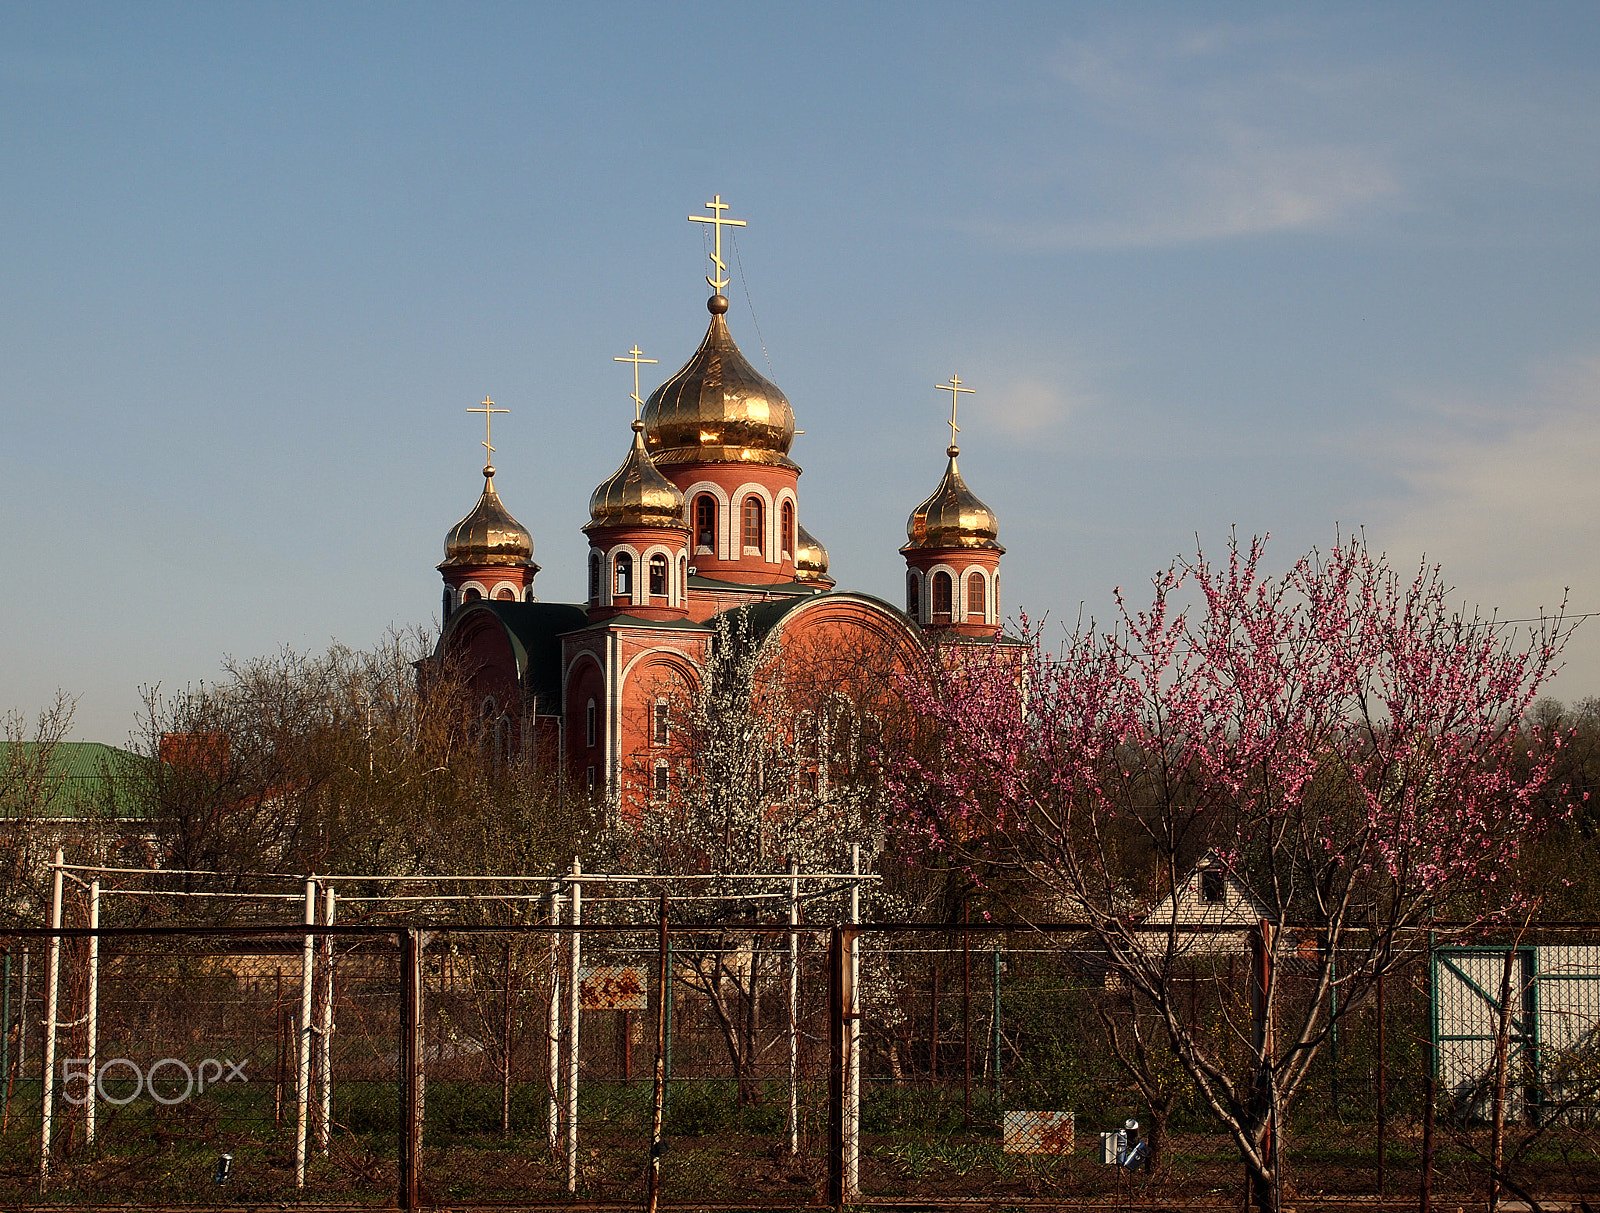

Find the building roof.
xmin=453 ymin=601 xmax=591 ymax=714
xmin=0 ymin=741 xmax=152 ymax=819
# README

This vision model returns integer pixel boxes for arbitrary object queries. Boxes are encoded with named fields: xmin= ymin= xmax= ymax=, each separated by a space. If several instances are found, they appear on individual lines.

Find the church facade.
xmin=428 ymin=200 xmax=1007 ymax=817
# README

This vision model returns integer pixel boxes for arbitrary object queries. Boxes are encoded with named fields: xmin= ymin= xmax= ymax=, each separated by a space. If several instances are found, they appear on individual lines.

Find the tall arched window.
xmin=743 ymin=496 xmax=764 ymax=553
xmin=649 ymin=553 xmax=667 ymax=596
xmin=907 ymin=571 xmax=921 ymax=620
xmin=614 ymin=552 xmax=632 ymax=596
xmin=695 ymin=495 xmax=717 ymax=550
xmin=967 ymin=572 xmax=986 ymax=620
xmin=588 ymin=552 xmax=602 ymax=602
xmin=932 ymin=571 xmax=953 ymax=621
xmin=651 ymin=759 xmax=669 ymax=803
xmin=781 ymin=501 xmax=794 ymax=557
xmin=585 ymin=698 xmax=597 ymax=748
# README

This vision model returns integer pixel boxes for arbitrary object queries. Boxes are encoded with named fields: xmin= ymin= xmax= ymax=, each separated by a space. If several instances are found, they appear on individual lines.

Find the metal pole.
xmin=827 ymin=926 xmax=844 ymax=1210
xmin=992 ymin=948 xmax=1002 ymax=1096
xmin=546 ymin=886 xmax=562 ymax=1154
xmin=319 ymin=886 xmax=336 ymax=1157
xmin=85 ymin=879 xmax=99 ymax=1147
xmin=645 ymin=892 xmax=669 ymax=1213
xmin=294 ymin=877 xmax=316 ymax=1188
xmin=38 ymin=847 xmax=64 ymax=1185
xmin=963 ymin=901 xmax=972 ymax=1129
xmin=846 ymin=843 xmax=860 ymax=1200
xmin=398 ymin=927 xmax=423 ymax=1210
xmin=2 ymin=949 xmax=11 ymax=1129
xmin=787 ymin=855 xmax=799 ymax=1156
xmin=1376 ymin=969 xmax=1386 ymax=1195
xmin=566 ymin=858 xmax=582 ymax=1194
xmin=1420 ymin=934 xmax=1436 ymax=1213
xmin=502 ymin=939 xmax=513 ymax=1137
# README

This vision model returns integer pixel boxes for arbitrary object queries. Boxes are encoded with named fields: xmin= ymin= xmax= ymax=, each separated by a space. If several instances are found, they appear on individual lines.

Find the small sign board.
xmin=578 ymin=964 xmax=648 ymax=1011
xmin=1003 ymin=1109 xmax=1075 ymax=1154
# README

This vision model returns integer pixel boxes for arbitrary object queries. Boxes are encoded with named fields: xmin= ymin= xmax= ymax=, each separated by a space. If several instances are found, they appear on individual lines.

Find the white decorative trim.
xmin=682 ymin=482 xmax=731 ymax=559
xmin=733 ymin=482 xmax=777 ymax=562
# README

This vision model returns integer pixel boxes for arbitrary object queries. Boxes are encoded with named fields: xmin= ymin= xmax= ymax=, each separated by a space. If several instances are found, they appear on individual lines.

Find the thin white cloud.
xmin=966 ymin=16 xmax=1600 ymax=251
xmin=1367 ymin=355 xmax=1600 ymax=693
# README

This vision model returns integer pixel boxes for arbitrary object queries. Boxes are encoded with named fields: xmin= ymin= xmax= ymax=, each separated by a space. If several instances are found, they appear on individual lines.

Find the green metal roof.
xmin=0 ymin=742 xmax=153 ymax=819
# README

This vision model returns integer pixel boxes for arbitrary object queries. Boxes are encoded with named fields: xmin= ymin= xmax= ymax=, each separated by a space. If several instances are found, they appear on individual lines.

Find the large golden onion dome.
xmin=794 ymin=523 xmax=835 ymax=586
xmin=902 ymin=445 xmax=1005 ymax=553
xmin=642 ymin=296 xmax=798 ymax=469
xmin=584 ymin=421 xmax=690 ymax=533
xmin=440 ymin=467 xmax=534 ymax=568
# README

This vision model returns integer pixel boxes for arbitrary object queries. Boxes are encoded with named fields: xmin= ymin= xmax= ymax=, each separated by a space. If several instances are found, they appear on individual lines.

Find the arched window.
xmin=695 ymin=495 xmax=717 ymax=550
xmin=614 ymin=552 xmax=632 ymax=596
xmin=932 ymin=571 xmax=953 ymax=621
xmin=651 ymin=759 xmax=669 ymax=803
xmin=649 ymin=553 xmax=667 ymax=596
xmin=967 ymin=572 xmax=986 ymax=620
xmin=585 ymin=698 xmax=597 ymax=748
xmin=652 ymin=697 xmax=669 ymax=746
xmin=463 ymin=587 xmax=482 ymax=603
xmin=907 ymin=571 xmax=921 ymax=620
xmin=588 ymin=551 xmax=602 ymax=602
xmin=781 ymin=501 xmax=794 ymax=557
xmin=495 ymin=586 xmax=515 ymax=601
xmin=743 ymin=496 xmax=764 ymax=553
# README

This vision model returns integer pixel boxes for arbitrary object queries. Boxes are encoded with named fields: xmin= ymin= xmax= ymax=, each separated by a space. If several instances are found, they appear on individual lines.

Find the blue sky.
xmin=5 ymin=3 xmax=1600 ymax=742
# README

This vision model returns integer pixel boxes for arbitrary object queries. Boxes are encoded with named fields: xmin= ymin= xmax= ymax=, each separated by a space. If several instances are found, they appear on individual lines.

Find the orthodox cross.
xmin=613 ymin=345 xmax=658 ymax=420
xmin=467 ymin=396 xmax=509 ymax=468
xmin=688 ymin=194 xmax=747 ymax=294
xmin=936 ymin=375 xmax=974 ymax=449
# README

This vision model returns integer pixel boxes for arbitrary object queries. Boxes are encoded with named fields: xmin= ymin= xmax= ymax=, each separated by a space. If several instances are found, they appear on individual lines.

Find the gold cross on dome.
xmin=613 ymin=345 xmax=658 ymax=419
xmin=688 ymin=194 xmax=747 ymax=294
xmin=936 ymin=375 xmax=974 ymax=448
xmin=467 ymin=396 xmax=509 ymax=466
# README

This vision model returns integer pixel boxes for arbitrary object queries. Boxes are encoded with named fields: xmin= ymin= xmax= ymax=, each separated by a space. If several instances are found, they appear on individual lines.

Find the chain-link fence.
xmin=1 ymin=920 xmax=1598 ymax=1207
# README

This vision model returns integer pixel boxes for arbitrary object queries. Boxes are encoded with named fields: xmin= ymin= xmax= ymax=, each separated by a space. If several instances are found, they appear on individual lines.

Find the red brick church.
xmin=429 ymin=198 xmax=1007 ymax=816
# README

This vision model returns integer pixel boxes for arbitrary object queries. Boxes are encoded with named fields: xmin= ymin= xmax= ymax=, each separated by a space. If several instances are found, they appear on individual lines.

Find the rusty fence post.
xmin=398 ymin=927 xmax=424 ymax=1211
xmin=827 ymin=926 xmax=844 ymax=1210
xmin=646 ymin=893 xmax=669 ymax=1213
xmin=1376 ymin=969 xmax=1386 ymax=1195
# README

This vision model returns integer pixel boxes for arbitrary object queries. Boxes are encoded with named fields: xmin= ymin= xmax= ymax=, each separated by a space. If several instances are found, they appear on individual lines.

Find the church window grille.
xmin=649 ymin=554 xmax=667 ymax=596
xmin=907 ymin=572 xmax=920 ymax=620
xmin=781 ymin=501 xmax=794 ymax=557
xmin=695 ymin=495 xmax=717 ymax=550
xmin=588 ymin=552 xmax=602 ymax=602
xmin=743 ymin=496 xmax=764 ymax=553
xmin=652 ymin=698 xmax=669 ymax=746
xmin=585 ymin=698 xmax=597 ymax=749
xmin=614 ymin=552 xmax=632 ymax=596
xmin=967 ymin=572 xmax=986 ymax=619
xmin=932 ymin=571 xmax=953 ymax=620
xmin=651 ymin=759 xmax=669 ymax=803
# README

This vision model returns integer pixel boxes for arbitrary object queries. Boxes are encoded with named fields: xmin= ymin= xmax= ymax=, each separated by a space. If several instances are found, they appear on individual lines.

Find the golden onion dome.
xmin=440 ymin=467 xmax=534 ymax=568
xmin=584 ymin=420 xmax=690 ymax=533
xmin=902 ymin=445 xmax=1005 ymax=553
xmin=642 ymin=295 xmax=798 ymax=469
xmin=794 ymin=523 xmax=835 ymax=586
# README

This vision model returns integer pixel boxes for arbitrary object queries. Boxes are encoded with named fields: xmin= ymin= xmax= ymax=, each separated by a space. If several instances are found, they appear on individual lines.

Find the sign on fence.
xmin=578 ymin=964 xmax=649 ymax=1010
xmin=1003 ymin=1109 xmax=1075 ymax=1154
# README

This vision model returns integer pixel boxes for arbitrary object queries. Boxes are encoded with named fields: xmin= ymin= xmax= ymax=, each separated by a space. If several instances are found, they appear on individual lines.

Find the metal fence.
xmin=1 ymin=919 xmax=1598 ymax=1207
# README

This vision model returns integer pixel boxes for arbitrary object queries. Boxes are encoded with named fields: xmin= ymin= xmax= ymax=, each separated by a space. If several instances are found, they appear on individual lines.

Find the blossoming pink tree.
xmin=883 ymin=534 xmax=1573 ymax=1207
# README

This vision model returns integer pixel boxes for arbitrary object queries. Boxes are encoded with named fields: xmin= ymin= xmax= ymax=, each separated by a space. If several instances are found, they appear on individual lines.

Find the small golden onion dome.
xmin=642 ymin=297 xmax=798 ymax=469
xmin=902 ymin=446 xmax=1006 ymax=553
xmin=794 ymin=523 xmax=835 ymax=585
xmin=584 ymin=421 xmax=690 ymax=533
xmin=440 ymin=467 xmax=534 ymax=568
